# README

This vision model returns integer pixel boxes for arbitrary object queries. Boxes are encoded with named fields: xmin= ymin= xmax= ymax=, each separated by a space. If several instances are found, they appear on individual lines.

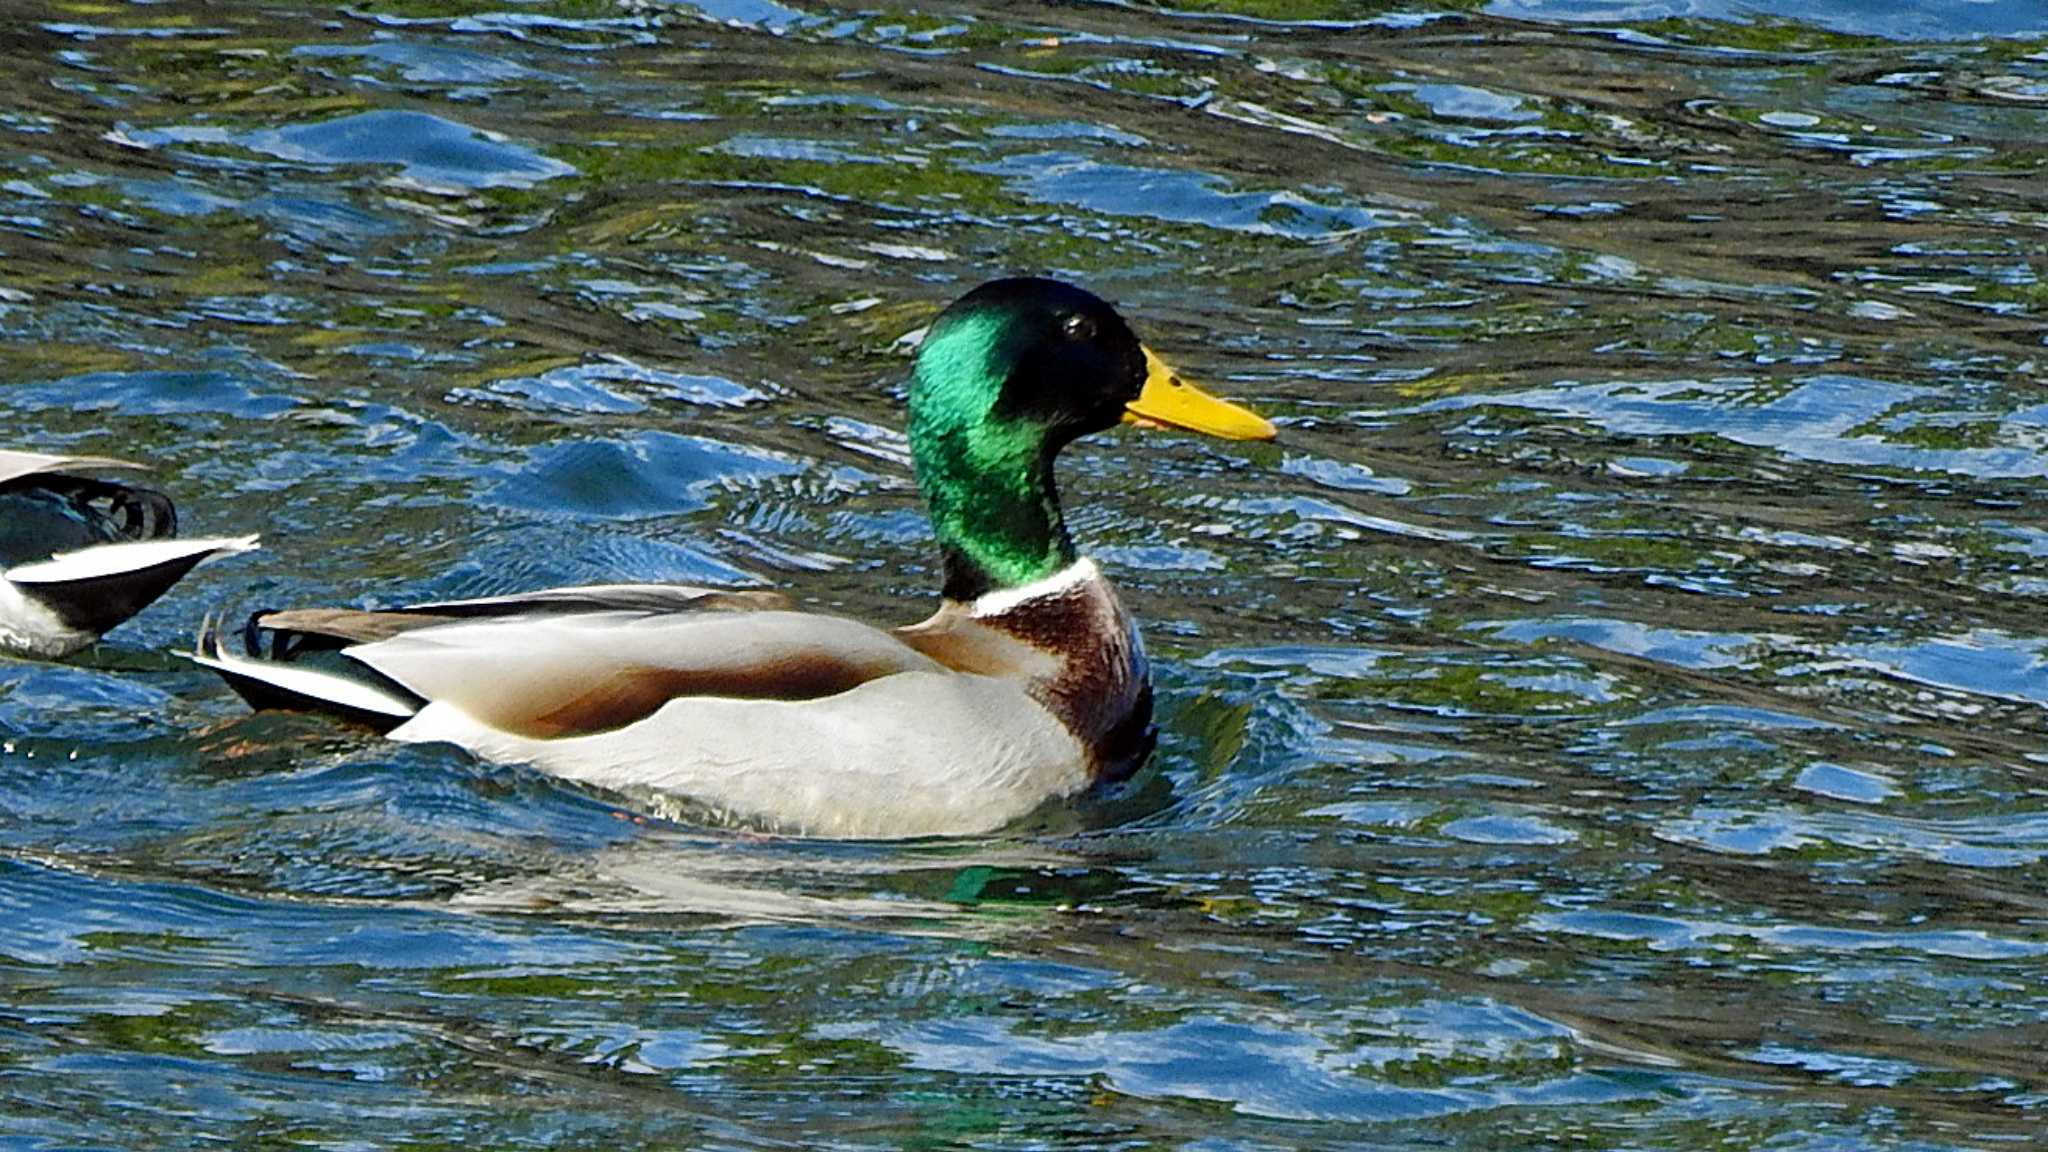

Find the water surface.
xmin=3 ymin=0 xmax=2047 ymax=1147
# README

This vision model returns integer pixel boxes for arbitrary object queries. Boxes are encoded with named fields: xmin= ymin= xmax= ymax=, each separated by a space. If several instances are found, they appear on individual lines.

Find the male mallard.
xmin=0 ymin=450 xmax=258 ymax=659
xmin=192 ymin=278 xmax=1274 ymax=838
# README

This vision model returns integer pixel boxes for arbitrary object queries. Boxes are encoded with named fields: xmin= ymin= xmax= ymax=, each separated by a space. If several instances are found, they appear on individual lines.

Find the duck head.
xmin=907 ymin=277 xmax=1275 ymax=602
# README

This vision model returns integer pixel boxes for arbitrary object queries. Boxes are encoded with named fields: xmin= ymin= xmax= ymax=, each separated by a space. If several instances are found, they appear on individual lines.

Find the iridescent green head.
xmin=907 ymin=278 xmax=1275 ymax=602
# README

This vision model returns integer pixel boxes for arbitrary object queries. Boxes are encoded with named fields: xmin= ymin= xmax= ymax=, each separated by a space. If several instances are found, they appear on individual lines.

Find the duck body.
xmin=208 ymin=559 xmax=1149 ymax=837
xmin=0 ymin=450 xmax=257 ymax=659
xmin=193 ymin=279 xmax=1270 ymax=839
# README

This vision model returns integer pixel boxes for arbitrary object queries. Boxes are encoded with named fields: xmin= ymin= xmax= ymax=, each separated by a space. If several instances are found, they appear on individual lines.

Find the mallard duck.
xmin=0 ymin=450 xmax=258 ymax=659
xmin=191 ymin=278 xmax=1274 ymax=838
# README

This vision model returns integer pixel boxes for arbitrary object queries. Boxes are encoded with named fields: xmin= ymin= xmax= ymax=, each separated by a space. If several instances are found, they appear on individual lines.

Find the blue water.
xmin=3 ymin=0 xmax=2048 ymax=1147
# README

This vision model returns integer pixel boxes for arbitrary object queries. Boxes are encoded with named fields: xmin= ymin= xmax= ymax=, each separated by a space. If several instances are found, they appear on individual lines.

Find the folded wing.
xmin=350 ymin=608 xmax=947 ymax=739
xmin=196 ymin=584 xmax=951 ymax=739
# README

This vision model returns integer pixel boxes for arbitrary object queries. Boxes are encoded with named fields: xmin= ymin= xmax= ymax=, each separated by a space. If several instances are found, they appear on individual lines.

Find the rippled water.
xmin=4 ymin=0 xmax=2048 ymax=1146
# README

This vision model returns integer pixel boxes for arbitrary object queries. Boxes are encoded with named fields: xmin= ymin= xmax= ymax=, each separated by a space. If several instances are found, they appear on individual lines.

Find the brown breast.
xmin=897 ymin=566 xmax=1154 ymax=781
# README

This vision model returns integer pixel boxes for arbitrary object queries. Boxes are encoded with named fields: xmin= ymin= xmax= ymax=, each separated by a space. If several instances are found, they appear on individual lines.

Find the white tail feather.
xmin=7 ymin=535 xmax=261 ymax=584
xmin=185 ymin=622 xmax=418 ymax=719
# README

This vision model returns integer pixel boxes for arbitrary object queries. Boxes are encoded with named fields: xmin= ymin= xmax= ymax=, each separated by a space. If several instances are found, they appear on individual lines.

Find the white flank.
xmin=387 ymin=671 xmax=1090 ymax=840
xmin=6 ymin=535 xmax=260 ymax=584
xmin=969 ymin=557 xmax=1100 ymax=619
xmin=184 ymin=639 xmax=419 ymax=719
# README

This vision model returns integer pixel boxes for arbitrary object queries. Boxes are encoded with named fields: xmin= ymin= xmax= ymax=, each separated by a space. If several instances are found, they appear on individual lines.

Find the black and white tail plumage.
xmin=0 ymin=450 xmax=257 ymax=658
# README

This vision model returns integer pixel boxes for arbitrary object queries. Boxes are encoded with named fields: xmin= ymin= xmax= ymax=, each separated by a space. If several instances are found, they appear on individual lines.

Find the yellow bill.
xmin=1123 ymin=347 xmax=1277 ymax=441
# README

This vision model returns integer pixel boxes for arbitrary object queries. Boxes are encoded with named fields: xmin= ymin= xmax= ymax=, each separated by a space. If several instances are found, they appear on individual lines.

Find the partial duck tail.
xmin=186 ymin=606 xmax=427 ymax=731
xmin=3 ymin=535 xmax=259 ymax=657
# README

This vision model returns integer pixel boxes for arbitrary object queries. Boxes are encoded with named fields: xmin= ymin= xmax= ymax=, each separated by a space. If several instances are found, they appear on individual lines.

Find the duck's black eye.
xmin=1061 ymin=312 xmax=1096 ymax=341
